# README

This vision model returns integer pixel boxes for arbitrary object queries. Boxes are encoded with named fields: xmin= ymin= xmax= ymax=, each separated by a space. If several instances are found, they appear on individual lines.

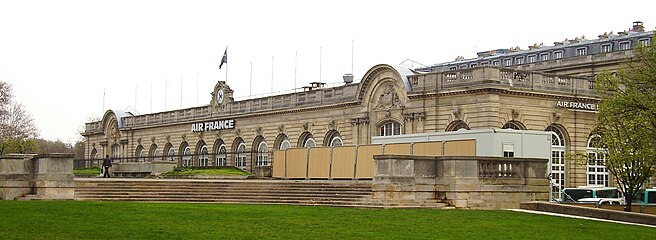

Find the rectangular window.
xmin=503 ymin=144 xmax=515 ymax=158
xmin=527 ymin=55 xmax=536 ymax=63
xmin=576 ymin=47 xmax=587 ymax=56
xmin=480 ymin=61 xmax=489 ymax=66
xmin=619 ymin=41 xmax=631 ymax=50
xmin=515 ymin=57 xmax=524 ymax=65
xmin=601 ymin=44 xmax=612 ymax=53
xmin=459 ymin=65 xmax=467 ymax=69
xmin=540 ymin=53 xmax=549 ymax=61
xmin=554 ymin=51 xmax=563 ymax=59
xmin=639 ymin=38 xmax=651 ymax=46
xmin=504 ymin=59 xmax=512 ymax=66
xmin=449 ymin=66 xmax=457 ymax=71
xmin=470 ymin=63 xmax=478 ymax=68
xmin=492 ymin=60 xmax=500 ymax=66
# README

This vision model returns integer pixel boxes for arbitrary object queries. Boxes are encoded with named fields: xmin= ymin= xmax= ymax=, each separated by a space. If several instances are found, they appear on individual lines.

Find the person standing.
xmin=102 ymin=155 xmax=112 ymax=178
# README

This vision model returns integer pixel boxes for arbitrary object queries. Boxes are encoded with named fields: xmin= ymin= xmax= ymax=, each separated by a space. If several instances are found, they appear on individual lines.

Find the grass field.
xmin=1 ymin=201 xmax=654 ymax=239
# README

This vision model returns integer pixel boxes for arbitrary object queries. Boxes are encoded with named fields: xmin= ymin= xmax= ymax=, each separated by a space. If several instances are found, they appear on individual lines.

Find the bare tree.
xmin=0 ymin=81 xmax=40 ymax=155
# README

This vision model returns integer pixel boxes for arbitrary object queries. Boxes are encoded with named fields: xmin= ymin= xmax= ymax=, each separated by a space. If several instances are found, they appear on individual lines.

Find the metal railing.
xmin=74 ymin=151 xmax=272 ymax=173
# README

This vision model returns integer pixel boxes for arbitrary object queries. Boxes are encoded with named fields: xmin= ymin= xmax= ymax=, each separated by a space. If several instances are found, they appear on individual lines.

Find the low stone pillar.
xmin=372 ymin=155 xmax=437 ymax=203
xmin=0 ymin=155 xmax=35 ymax=200
xmin=254 ymin=166 xmax=272 ymax=178
xmin=33 ymin=154 xmax=75 ymax=199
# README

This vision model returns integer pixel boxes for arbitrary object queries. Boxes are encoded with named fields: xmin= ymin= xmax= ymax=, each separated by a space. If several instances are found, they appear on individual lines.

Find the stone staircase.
xmin=74 ymin=179 xmax=450 ymax=208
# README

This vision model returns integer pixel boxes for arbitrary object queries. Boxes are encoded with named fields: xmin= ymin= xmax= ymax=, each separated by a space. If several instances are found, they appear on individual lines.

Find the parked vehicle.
xmin=633 ymin=188 xmax=656 ymax=205
xmin=560 ymin=186 xmax=624 ymax=205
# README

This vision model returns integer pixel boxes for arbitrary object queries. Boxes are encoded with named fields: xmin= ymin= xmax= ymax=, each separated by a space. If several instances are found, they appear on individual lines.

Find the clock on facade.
xmin=216 ymin=89 xmax=224 ymax=104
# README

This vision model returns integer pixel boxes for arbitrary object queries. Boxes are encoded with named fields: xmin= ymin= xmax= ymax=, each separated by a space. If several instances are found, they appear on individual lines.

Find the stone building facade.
xmin=82 ymin=22 xmax=655 ymax=198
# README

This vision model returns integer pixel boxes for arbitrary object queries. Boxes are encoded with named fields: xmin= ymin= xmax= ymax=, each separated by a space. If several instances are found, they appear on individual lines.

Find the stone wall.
xmin=0 ymin=154 xmax=74 ymax=200
xmin=373 ymin=155 xmax=549 ymax=210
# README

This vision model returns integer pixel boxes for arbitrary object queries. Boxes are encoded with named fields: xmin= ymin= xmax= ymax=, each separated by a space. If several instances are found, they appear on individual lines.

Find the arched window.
xmin=587 ymin=135 xmax=608 ymax=186
xmin=235 ymin=142 xmax=246 ymax=169
xmin=164 ymin=143 xmax=174 ymax=161
xmin=275 ymin=134 xmax=291 ymax=150
xmin=216 ymin=144 xmax=227 ymax=166
xmin=112 ymin=144 xmax=121 ymax=159
xmin=149 ymin=144 xmax=159 ymax=161
xmin=280 ymin=139 xmax=291 ymax=150
xmin=299 ymin=132 xmax=315 ymax=148
xmin=304 ymin=138 xmax=316 ymax=148
xmin=167 ymin=148 xmax=175 ymax=161
xmin=379 ymin=121 xmax=401 ymax=136
xmin=135 ymin=146 xmax=146 ymax=162
xmin=502 ymin=121 xmax=526 ymax=130
xmin=199 ymin=145 xmax=209 ymax=167
xmin=545 ymin=125 xmax=566 ymax=201
xmin=446 ymin=120 xmax=470 ymax=131
xmin=256 ymin=141 xmax=269 ymax=166
xmin=325 ymin=130 xmax=343 ymax=147
xmin=182 ymin=146 xmax=192 ymax=167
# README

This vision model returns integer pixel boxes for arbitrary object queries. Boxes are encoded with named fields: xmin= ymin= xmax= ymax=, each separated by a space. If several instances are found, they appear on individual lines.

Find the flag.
xmin=219 ymin=48 xmax=227 ymax=69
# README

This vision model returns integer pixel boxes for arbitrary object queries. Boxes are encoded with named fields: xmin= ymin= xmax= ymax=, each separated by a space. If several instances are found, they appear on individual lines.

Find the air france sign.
xmin=191 ymin=119 xmax=235 ymax=132
xmin=555 ymin=101 xmax=598 ymax=111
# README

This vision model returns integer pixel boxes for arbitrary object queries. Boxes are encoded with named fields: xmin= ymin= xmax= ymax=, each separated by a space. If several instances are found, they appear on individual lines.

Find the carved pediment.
xmin=374 ymin=84 xmax=403 ymax=111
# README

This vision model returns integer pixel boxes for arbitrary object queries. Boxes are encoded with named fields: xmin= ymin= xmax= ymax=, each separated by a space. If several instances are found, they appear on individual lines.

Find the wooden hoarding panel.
xmin=272 ymin=150 xmax=286 ymax=178
xmin=286 ymin=148 xmax=308 ymax=179
xmin=412 ymin=141 xmax=443 ymax=156
xmin=331 ymin=146 xmax=356 ymax=179
xmin=443 ymin=139 xmax=476 ymax=156
xmin=383 ymin=143 xmax=411 ymax=155
xmin=308 ymin=147 xmax=331 ymax=179
xmin=355 ymin=145 xmax=382 ymax=179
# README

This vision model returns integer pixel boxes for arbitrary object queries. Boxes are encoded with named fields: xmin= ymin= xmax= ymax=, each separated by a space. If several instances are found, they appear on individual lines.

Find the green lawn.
xmin=0 ymin=201 xmax=653 ymax=239
xmin=73 ymin=167 xmax=101 ymax=176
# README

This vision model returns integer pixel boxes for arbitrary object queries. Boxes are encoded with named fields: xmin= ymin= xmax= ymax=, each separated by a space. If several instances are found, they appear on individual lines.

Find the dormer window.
xmin=540 ymin=53 xmax=549 ymax=61
xmin=554 ymin=51 xmax=563 ymax=59
xmin=527 ymin=55 xmax=536 ymax=63
xmin=601 ymin=44 xmax=612 ymax=53
xmin=515 ymin=57 xmax=524 ymax=65
xmin=576 ymin=47 xmax=587 ymax=56
xmin=639 ymin=38 xmax=651 ymax=46
xmin=504 ymin=59 xmax=513 ymax=66
xmin=619 ymin=41 xmax=631 ymax=50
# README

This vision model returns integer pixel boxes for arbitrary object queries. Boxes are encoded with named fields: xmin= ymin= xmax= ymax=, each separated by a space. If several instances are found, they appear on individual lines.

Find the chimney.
xmin=631 ymin=21 xmax=645 ymax=32
xmin=343 ymin=73 xmax=354 ymax=84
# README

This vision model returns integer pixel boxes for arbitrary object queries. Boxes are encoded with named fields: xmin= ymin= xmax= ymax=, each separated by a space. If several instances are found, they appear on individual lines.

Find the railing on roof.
xmin=409 ymin=67 xmax=597 ymax=97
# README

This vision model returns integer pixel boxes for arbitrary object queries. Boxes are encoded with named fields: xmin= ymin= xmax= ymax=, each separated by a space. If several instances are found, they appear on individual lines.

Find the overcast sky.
xmin=1 ymin=0 xmax=655 ymax=143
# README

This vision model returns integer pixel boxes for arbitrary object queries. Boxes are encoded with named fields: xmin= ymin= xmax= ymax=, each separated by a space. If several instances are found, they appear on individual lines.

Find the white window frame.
xmin=182 ymin=146 xmax=192 ymax=167
xmin=279 ymin=139 xmax=291 ymax=150
xmin=138 ymin=148 xmax=146 ymax=162
xmin=216 ymin=144 xmax=227 ymax=166
xmin=235 ymin=143 xmax=246 ymax=169
xmin=470 ymin=63 xmax=478 ymax=68
xmin=329 ymin=136 xmax=343 ymax=147
xmin=527 ymin=55 xmax=536 ymax=63
xmin=587 ymin=135 xmax=609 ymax=187
xmin=199 ymin=145 xmax=209 ymax=167
xmin=540 ymin=53 xmax=549 ymax=61
xmin=112 ymin=144 xmax=121 ymax=159
xmin=256 ymin=141 xmax=269 ymax=166
xmin=492 ymin=60 xmax=500 ymax=66
xmin=619 ymin=41 xmax=631 ymax=50
xmin=167 ymin=148 xmax=175 ymax=161
xmin=601 ymin=44 xmax=612 ymax=53
xmin=304 ymin=138 xmax=316 ymax=148
xmin=576 ymin=47 xmax=587 ymax=56
xmin=639 ymin=38 xmax=651 ymax=46
xmin=380 ymin=121 xmax=401 ymax=136
xmin=515 ymin=57 xmax=524 ymax=65
xmin=547 ymin=128 xmax=566 ymax=202
xmin=553 ymin=51 xmax=563 ymax=59
xmin=504 ymin=59 xmax=513 ymax=66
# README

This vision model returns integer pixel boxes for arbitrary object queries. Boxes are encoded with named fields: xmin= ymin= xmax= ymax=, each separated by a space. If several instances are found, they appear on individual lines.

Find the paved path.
xmin=509 ymin=209 xmax=656 ymax=228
